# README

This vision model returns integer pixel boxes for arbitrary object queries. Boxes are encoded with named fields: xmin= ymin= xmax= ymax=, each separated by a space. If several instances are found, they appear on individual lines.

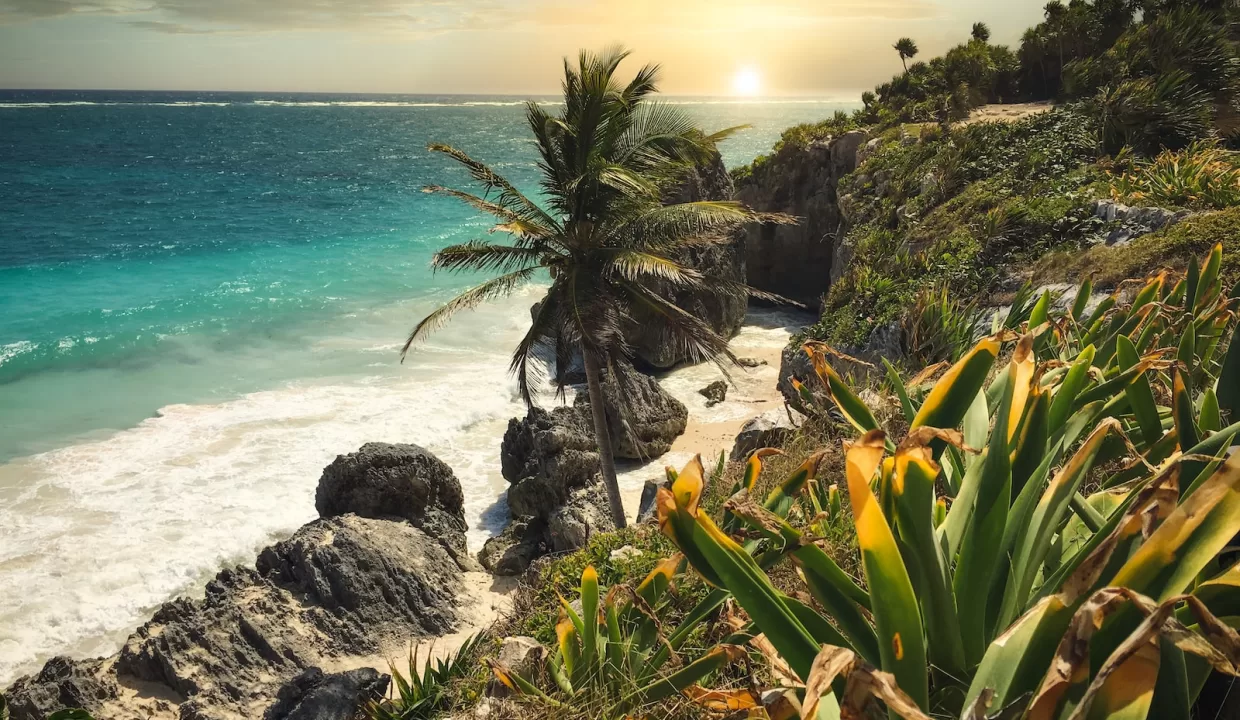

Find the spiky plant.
xmin=404 ymin=47 xmax=784 ymax=527
xmin=365 ymin=634 xmax=487 ymax=720
xmin=894 ymin=38 xmax=920 ymax=74
xmin=657 ymin=245 xmax=1240 ymax=718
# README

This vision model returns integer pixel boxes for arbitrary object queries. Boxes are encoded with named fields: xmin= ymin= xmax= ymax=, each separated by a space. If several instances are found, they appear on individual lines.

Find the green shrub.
xmin=1109 ymin=140 xmax=1240 ymax=209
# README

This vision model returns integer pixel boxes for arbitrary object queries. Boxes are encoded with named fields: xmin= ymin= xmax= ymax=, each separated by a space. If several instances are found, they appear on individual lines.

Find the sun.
xmin=732 ymin=67 xmax=762 ymax=97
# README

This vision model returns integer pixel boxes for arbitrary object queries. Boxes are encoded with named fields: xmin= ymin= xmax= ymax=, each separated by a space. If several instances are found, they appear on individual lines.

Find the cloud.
xmin=2 ymin=0 xmax=937 ymax=33
xmin=0 ymin=0 xmax=519 ymax=32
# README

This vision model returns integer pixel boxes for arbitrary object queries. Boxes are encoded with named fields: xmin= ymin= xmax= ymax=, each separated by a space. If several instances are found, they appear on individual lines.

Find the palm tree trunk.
xmin=581 ymin=347 xmax=629 ymax=529
xmin=901 ymin=57 xmax=908 ymax=73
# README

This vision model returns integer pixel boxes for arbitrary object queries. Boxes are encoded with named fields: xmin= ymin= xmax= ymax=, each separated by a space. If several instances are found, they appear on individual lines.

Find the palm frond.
xmin=426 ymin=144 xmax=558 ymax=229
xmin=401 ymin=267 xmax=539 ymax=358
xmin=509 ymin=289 xmax=564 ymax=406
xmin=605 ymin=250 xmax=705 ymax=287
xmin=618 ymin=279 xmax=737 ymax=367
xmin=431 ymin=241 xmax=551 ymax=275
xmin=420 ymin=186 xmax=556 ymax=240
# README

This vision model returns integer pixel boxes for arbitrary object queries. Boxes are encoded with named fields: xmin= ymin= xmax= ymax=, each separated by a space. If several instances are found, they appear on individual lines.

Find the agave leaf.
xmin=1116 ymin=335 xmax=1163 ymax=449
xmin=1048 ymin=345 xmax=1096 ymax=431
xmin=1173 ymin=365 xmax=1198 ymax=454
xmin=884 ymin=358 xmax=918 ymax=423
xmin=912 ymin=336 xmax=1000 ymax=434
xmin=1199 ymin=388 xmax=1222 ymax=434
xmin=807 ymin=347 xmax=881 ymax=435
xmin=845 ymin=430 xmax=929 ymax=710
xmin=764 ymin=451 xmax=826 ymax=518
xmin=1111 ymin=452 xmax=1240 ymax=601
xmin=1217 ymin=316 xmax=1240 ymax=421
xmin=956 ymin=355 xmax=1016 ymax=666
xmin=892 ymin=435 xmax=966 ymax=677
xmin=1071 ymin=277 xmax=1093 ymax=322
xmin=1193 ymin=242 xmax=1223 ymax=313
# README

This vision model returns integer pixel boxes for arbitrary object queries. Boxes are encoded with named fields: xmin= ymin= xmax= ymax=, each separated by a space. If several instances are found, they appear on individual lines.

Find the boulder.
xmin=315 ymin=442 xmax=468 ymax=559
xmin=730 ymin=410 xmax=798 ymax=461
xmin=485 ymin=637 xmax=546 ymax=698
xmin=547 ymin=483 xmax=615 ymax=552
xmin=1092 ymin=199 xmax=1193 ymax=247
xmin=699 ymin=380 xmax=728 ymax=407
xmin=263 ymin=668 xmax=389 ymax=720
xmin=778 ymin=323 xmax=900 ymax=413
xmin=636 ymin=479 xmax=662 ymax=524
xmin=736 ymin=130 xmax=870 ymax=308
xmin=478 ymin=518 xmax=546 ymax=577
xmin=2 ymin=657 xmax=118 ymax=720
xmin=583 ymin=366 xmax=687 ymax=459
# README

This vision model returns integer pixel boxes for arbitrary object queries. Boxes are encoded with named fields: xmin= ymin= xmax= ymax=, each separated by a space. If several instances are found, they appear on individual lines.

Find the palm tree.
xmin=894 ymin=38 xmax=920 ymax=73
xmin=403 ymin=47 xmax=782 ymax=529
xmin=971 ymin=22 xmax=991 ymax=42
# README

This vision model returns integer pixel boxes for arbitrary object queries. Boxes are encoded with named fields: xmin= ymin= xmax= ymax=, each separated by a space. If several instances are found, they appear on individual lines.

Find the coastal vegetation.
xmin=404 ymin=47 xmax=781 ymax=527
xmin=485 ymin=246 xmax=1240 ymax=719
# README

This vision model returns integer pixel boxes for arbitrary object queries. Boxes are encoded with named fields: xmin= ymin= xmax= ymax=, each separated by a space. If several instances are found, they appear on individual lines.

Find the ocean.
xmin=0 ymin=89 xmax=856 ymax=684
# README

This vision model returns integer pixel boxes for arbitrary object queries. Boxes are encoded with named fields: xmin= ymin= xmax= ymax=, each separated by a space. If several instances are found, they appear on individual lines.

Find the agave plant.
xmin=655 ymin=245 xmax=1240 ymax=718
xmin=488 ymin=560 xmax=754 ymax=718
xmin=365 ymin=634 xmax=487 ymax=720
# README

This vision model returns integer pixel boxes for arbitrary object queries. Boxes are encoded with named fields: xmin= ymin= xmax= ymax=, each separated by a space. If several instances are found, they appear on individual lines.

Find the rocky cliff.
xmin=735 ymin=130 xmax=870 ymax=309
xmin=5 ymin=444 xmax=472 ymax=720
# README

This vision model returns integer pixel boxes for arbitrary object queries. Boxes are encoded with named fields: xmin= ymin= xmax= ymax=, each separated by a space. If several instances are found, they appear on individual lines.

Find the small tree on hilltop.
xmin=894 ymin=37 xmax=920 ymax=73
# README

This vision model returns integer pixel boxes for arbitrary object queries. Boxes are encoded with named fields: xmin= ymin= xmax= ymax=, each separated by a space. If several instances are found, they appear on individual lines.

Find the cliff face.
xmin=735 ymin=130 xmax=869 ymax=309
xmin=630 ymin=151 xmax=747 ymax=370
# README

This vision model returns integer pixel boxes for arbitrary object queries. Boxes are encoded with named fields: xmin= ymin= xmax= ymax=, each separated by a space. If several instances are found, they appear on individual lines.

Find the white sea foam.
xmin=0 ymin=293 xmax=542 ymax=685
xmin=0 ymin=340 xmax=35 ymax=367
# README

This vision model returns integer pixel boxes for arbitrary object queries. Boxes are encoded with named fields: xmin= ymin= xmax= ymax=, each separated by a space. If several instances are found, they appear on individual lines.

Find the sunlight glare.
xmin=732 ymin=67 xmax=762 ymax=97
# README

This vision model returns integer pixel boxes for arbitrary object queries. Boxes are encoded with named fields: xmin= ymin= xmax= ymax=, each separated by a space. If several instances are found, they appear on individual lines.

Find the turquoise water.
xmin=0 ymin=90 xmax=856 ymax=683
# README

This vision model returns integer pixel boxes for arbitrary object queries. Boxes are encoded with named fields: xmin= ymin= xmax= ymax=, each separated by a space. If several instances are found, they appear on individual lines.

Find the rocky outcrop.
xmin=315 ymin=442 xmax=469 ymax=560
xmin=1092 ymin=199 xmax=1192 ymax=247
xmin=263 ymin=668 xmax=389 ymax=720
xmin=737 ymin=130 xmax=870 ymax=309
xmin=2 ymin=657 xmax=119 ymax=720
xmin=488 ymin=365 xmax=683 ymax=574
xmin=699 ymin=380 xmax=728 ymax=407
xmin=478 ymin=518 xmax=546 ymax=576
xmin=631 ymin=151 xmax=747 ymax=370
xmin=777 ymin=322 xmax=899 ymax=413
xmin=730 ymin=409 xmax=798 ymax=460
xmin=485 ymin=637 xmax=545 ymax=699
xmin=6 ymin=514 xmax=466 ymax=720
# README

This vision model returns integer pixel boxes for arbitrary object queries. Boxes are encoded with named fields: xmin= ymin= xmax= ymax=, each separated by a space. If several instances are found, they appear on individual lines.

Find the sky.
xmin=0 ymin=0 xmax=1049 ymax=95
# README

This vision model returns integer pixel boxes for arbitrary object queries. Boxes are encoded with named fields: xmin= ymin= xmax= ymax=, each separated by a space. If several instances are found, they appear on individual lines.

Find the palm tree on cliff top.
xmin=403 ymin=47 xmax=783 ymax=528
xmin=894 ymin=37 xmax=920 ymax=73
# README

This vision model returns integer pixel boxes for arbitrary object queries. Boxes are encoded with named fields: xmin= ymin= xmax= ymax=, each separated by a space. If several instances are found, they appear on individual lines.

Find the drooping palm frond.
xmin=419 ymin=185 xmax=556 ymax=241
xmin=430 ymin=241 xmax=551 ymax=275
xmin=401 ymin=267 xmax=539 ymax=358
xmin=425 ymin=144 xmax=558 ymax=229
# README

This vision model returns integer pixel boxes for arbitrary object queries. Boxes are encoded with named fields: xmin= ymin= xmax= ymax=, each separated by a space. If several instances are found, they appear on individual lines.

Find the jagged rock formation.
xmin=485 ymin=365 xmax=686 ymax=574
xmin=6 ymin=456 xmax=471 ymax=720
xmin=262 ymin=668 xmax=388 ymax=720
xmin=736 ymin=130 xmax=870 ymax=309
xmin=1092 ymin=199 xmax=1192 ymax=247
xmin=315 ymin=442 xmax=469 ymax=561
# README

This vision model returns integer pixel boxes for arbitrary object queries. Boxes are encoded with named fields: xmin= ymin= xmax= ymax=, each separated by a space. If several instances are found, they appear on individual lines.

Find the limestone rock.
xmin=633 ymin=151 xmax=746 ymax=369
xmin=315 ymin=442 xmax=468 ymax=559
xmin=263 ymin=667 xmax=389 ymax=720
xmin=2 ymin=657 xmax=117 ymax=720
xmin=478 ymin=518 xmax=546 ymax=577
xmin=730 ymin=410 xmax=798 ymax=461
xmin=737 ymin=131 xmax=870 ymax=308
xmin=547 ymin=484 xmax=615 ymax=552
xmin=636 ymin=479 xmax=662 ymax=524
xmin=581 ymin=366 xmax=687 ymax=459
xmin=485 ymin=637 xmax=546 ymax=698
xmin=698 ymin=380 xmax=728 ymax=407
xmin=1092 ymin=199 xmax=1192 ymax=247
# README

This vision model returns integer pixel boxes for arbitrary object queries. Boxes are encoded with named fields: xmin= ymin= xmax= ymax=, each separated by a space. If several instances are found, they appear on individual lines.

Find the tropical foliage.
xmin=407 ymin=47 xmax=780 ymax=527
xmin=364 ymin=634 xmax=488 ymax=720
xmin=1109 ymin=141 xmax=1240 ymax=210
xmin=647 ymin=246 xmax=1240 ymax=718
